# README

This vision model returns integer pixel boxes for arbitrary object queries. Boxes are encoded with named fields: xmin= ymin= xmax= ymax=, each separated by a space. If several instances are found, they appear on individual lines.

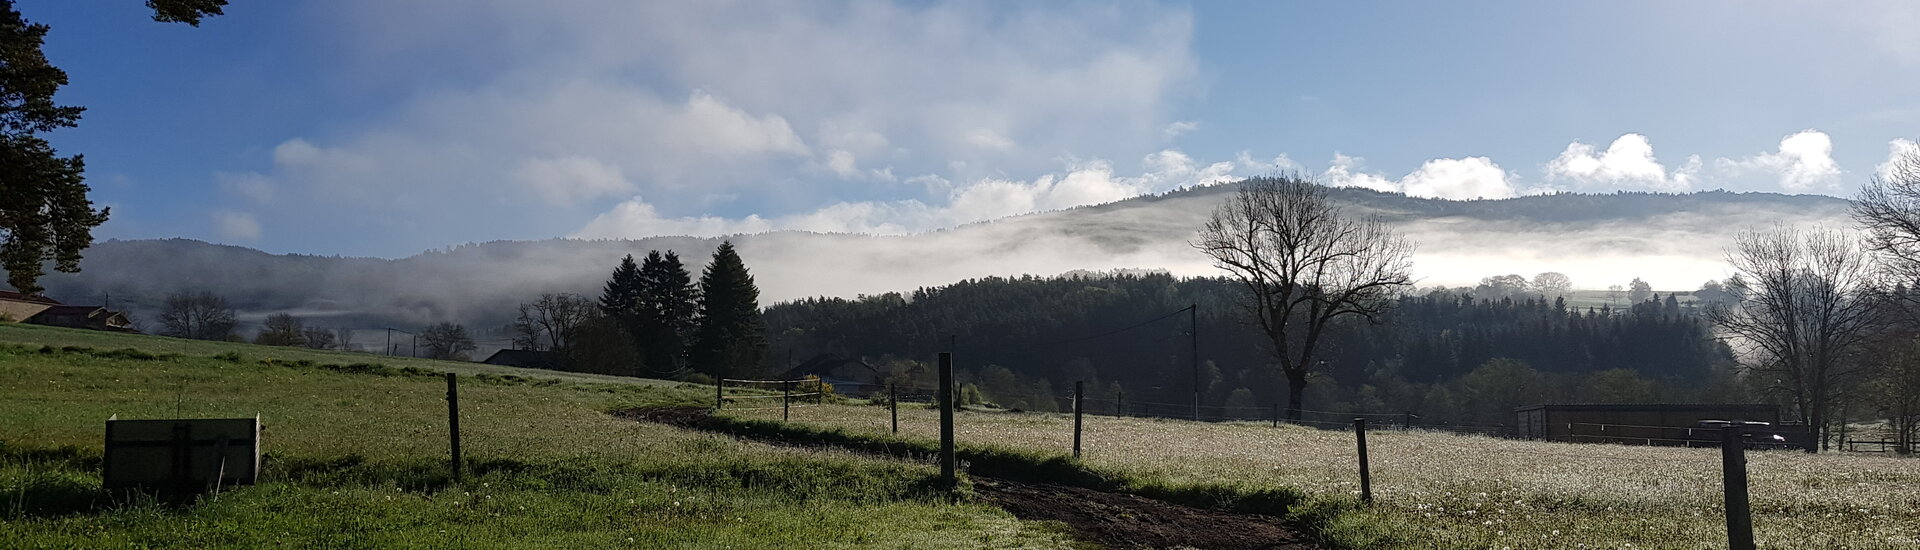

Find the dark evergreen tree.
xmin=599 ymin=254 xmax=643 ymax=320
xmin=692 ymin=242 xmax=765 ymax=377
xmin=637 ymin=250 xmax=699 ymax=373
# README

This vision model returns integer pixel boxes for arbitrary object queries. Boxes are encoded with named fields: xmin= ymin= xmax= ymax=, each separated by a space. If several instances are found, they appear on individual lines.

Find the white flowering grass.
xmin=737 ymin=404 xmax=1920 ymax=550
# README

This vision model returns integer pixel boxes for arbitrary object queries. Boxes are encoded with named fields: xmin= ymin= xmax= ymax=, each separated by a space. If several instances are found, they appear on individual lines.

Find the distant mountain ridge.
xmin=17 ymin=185 xmax=1852 ymax=343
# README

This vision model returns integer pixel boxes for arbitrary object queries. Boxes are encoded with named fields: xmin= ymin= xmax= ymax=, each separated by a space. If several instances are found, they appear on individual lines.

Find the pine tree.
xmin=599 ymin=254 xmax=643 ymax=320
xmin=692 ymin=241 xmax=765 ymax=377
xmin=637 ymin=250 xmax=699 ymax=373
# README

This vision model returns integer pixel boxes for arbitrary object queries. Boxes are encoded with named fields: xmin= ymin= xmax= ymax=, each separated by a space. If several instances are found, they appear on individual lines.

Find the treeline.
xmin=506 ymin=241 xmax=767 ymax=380
xmin=764 ymin=272 xmax=1744 ymax=425
xmin=154 ymin=289 xmax=480 ymax=359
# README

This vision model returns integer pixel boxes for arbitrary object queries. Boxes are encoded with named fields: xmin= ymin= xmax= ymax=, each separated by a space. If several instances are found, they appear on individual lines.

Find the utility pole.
xmin=387 ymin=328 xmax=393 ymax=357
xmin=1189 ymin=304 xmax=1200 ymax=421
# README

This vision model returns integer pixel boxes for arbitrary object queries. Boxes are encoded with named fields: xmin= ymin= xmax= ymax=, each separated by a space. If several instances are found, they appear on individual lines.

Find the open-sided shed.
xmin=1515 ymin=403 xmax=1785 ymax=446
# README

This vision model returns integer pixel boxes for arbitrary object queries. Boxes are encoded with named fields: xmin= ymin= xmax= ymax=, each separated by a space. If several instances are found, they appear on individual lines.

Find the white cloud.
xmin=225 ymin=2 xmax=1198 ymax=253
xmin=1544 ymin=133 xmax=1696 ymax=192
xmin=212 ymin=211 xmax=262 ymax=241
xmin=667 ymin=91 xmax=810 ymax=158
xmin=1877 ymin=138 xmax=1919 ymax=181
xmin=965 ymin=128 xmax=1016 ymax=152
xmin=217 ymin=172 xmax=275 ymax=203
xmin=1716 ymin=130 xmax=1843 ymax=192
xmin=1162 ymin=120 xmax=1198 ymax=141
xmin=1323 ymin=153 xmax=1399 ymax=193
xmin=1324 ymin=154 xmax=1517 ymax=199
xmin=1232 ymin=151 xmax=1303 ymax=175
xmin=575 ymin=148 xmax=1261 ymax=239
xmin=515 ymin=156 xmax=635 ymax=206
xmin=825 ymin=150 xmax=861 ymax=179
xmin=1401 ymin=157 xmax=1516 ymax=200
xmin=576 ymin=198 xmax=776 ymax=238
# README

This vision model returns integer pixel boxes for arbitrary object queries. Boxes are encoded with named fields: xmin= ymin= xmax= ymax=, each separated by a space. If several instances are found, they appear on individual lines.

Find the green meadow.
xmin=0 ymin=324 xmax=1075 ymax=549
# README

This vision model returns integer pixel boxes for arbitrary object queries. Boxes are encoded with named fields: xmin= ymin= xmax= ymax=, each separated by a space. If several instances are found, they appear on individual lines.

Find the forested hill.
xmin=765 ymin=272 xmax=1741 ymax=426
xmin=20 ymin=187 xmax=1846 ymax=344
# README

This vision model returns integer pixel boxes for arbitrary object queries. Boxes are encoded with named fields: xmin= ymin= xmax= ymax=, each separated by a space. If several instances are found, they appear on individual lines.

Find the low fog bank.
xmin=24 ymin=186 xmax=1852 ymax=346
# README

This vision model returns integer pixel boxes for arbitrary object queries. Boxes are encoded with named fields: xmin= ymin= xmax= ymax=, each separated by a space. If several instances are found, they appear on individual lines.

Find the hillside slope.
xmin=20 ymin=187 xmax=1850 ymax=340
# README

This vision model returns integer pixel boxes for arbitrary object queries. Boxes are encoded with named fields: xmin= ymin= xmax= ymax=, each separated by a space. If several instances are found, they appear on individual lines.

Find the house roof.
xmin=481 ymin=349 xmax=567 ymax=369
xmin=0 ymin=290 xmax=60 ymax=305
xmin=34 ymin=305 xmax=107 ymax=317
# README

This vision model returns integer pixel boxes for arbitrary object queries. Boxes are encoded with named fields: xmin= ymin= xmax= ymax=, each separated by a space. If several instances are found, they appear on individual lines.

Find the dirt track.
xmin=619 ymin=406 xmax=1319 ymax=550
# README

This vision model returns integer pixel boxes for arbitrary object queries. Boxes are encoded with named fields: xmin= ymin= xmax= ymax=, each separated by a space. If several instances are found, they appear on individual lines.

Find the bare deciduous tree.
xmin=1532 ymin=272 xmax=1573 ymax=298
xmin=1854 ymin=148 xmax=1920 ymax=283
xmin=254 ymin=312 xmax=305 ymax=347
xmin=335 ymin=327 xmax=357 ymax=352
xmin=300 ymin=326 xmax=336 ymax=350
xmin=421 ymin=322 xmax=477 ymax=361
xmin=1194 ymin=176 xmax=1415 ymax=421
xmin=1709 ymin=227 xmax=1882 ymax=452
xmin=512 ymin=293 xmax=594 ymax=352
xmin=156 ymin=290 xmax=235 ymax=341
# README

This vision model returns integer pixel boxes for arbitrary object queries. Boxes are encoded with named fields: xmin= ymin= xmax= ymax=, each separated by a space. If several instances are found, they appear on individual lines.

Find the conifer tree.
xmin=599 ymin=254 xmax=643 ymax=320
xmin=637 ymin=250 xmax=699 ymax=372
xmin=692 ymin=241 xmax=765 ymax=377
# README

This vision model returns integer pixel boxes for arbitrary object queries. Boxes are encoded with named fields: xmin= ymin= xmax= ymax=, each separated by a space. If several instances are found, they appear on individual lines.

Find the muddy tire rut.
xmin=618 ymin=406 xmax=1320 ymax=550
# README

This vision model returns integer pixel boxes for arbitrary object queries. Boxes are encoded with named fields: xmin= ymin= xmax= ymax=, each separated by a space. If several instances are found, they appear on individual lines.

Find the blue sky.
xmin=23 ymin=1 xmax=1920 ymax=257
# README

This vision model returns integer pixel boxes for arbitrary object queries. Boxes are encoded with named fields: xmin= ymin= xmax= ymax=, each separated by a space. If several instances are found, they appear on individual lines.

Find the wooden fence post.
xmin=1073 ymin=381 xmax=1084 ymax=458
xmin=446 ymin=373 xmax=462 ymax=483
xmin=938 ymin=352 xmax=956 ymax=486
xmin=1721 ymin=426 xmax=1756 ymax=550
xmin=715 ymin=377 xmax=723 ymax=410
xmin=1116 ymin=389 xmax=1125 ymax=418
xmin=782 ymin=380 xmax=791 ymax=421
xmin=1354 ymin=417 xmax=1371 ymax=503
xmin=1273 ymin=403 xmax=1280 ymax=428
xmin=889 ymin=382 xmax=899 ymax=434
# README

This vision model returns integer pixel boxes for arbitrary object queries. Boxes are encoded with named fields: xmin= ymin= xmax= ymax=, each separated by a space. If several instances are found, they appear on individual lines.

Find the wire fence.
xmin=717 ymin=377 xmax=828 ymax=412
xmin=804 ymin=379 xmax=1517 ymax=437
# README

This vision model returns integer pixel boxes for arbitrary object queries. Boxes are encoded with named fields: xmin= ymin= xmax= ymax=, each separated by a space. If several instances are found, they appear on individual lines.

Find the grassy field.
xmin=0 ymin=324 xmax=1076 ymax=549
xmin=731 ymin=403 xmax=1920 ymax=550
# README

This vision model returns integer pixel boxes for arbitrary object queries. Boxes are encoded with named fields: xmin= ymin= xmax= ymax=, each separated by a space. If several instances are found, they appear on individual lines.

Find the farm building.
xmin=481 ymin=349 xmax=567 ymax=370
xmin=0 ymin=290 xmax=59 ymax=321
xmin=0 ymin=291 xmax=136 ymax=332
xmin=1515 ymin=403 xmax=1804 ymax=447
xmin=27 ymin=305 xmax=137 ymax=332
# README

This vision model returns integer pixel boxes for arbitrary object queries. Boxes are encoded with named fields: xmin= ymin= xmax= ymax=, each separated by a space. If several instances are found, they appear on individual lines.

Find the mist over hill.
xmin=19 ymin=185 xmax=1851 ymax=343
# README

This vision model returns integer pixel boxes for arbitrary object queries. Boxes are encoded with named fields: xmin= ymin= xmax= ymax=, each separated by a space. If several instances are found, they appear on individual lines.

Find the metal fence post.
xmin=1721 ymin=426 xmax=1755 ymax=550
xmin=938 ymin=352 xmax=956 ymax=486
xmin=446 ymin=373 xmax=462 ymax=483
xmin=1354 ymin=417 xmax=1371 ymax=503
xmin=1073 ymin=381 xmax=1084 ymax=458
